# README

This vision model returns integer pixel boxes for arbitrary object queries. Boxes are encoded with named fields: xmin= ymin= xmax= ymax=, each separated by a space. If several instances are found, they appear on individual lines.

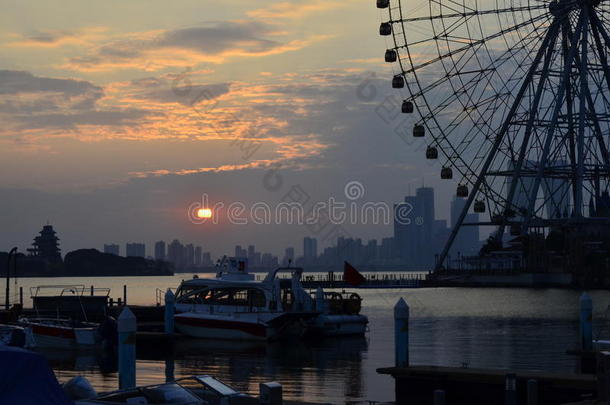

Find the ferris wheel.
xmin=377 ymin=0 xmax=610 ymax=270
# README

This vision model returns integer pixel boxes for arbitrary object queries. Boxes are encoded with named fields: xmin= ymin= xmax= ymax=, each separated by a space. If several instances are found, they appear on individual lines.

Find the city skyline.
xmin=0 ymin=0 xmax=481 ymax=261
xmin=86 ymin=185 xmax=482 ymax=269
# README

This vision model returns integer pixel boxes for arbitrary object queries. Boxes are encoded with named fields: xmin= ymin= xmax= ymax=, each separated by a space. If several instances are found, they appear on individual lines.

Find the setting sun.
xmin=197 ymin=208 xmax=212 ymax=219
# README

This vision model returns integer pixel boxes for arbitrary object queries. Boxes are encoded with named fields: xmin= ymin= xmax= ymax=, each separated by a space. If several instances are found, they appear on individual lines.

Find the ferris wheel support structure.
xmin=378 ymin=0 xmax=610 ymax=272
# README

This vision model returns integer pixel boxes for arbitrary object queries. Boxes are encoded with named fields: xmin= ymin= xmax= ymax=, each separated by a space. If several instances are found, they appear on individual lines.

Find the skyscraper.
xmin=283 ymin=247 xmax=295 ymax=265
xmin=167 ymin=239 xmax=185 ymax=270
xmin=126 ymin=243 xmax=145 ymax=258
xmin=185 ymin=244 xmax=195 ymax=268
xmin=194 ymin=246 xmax=202 ymax=266
xmin=154 ymin=241 xmax=166 ymax=261
xmin=303 ymin=237 xmax=317 ymax=264
xmin=104 ymin=243 xmax=120 ymax=256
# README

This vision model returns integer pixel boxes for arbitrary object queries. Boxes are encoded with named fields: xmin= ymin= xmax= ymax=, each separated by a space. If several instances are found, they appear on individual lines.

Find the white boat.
xmin=18 ymin=317 xmax=100 ymax=348
xmin=174 ymin=258 xmax=317 ymax=341
xmin=174 ymin=258 xmax=367 ymax=340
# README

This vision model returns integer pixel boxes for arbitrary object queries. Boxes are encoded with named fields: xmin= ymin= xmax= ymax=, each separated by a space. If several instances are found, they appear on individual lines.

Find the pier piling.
xmin=164 ymin=289 xmax=175 ymax=336
xmin=118 ymin=306 xmax=137 ymax=390
xmin=580 ymin=292 xmax=593 ymax=351
xmin=433 ymin=389 xmax=445 ymax=405
xmin=123 ymin=285 xmax=127 ymax=306
xmin=505 ymin=373 xmax=516 ymax=405
xmin=394 ymin=298 xmax=409 ymax=368
xmin=526 ymin=379 xmax=538 ymax=405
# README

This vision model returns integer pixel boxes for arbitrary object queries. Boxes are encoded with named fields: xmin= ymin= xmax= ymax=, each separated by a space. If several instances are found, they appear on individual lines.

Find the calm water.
xmin=13 ymin=275 xmax=610 ymax=403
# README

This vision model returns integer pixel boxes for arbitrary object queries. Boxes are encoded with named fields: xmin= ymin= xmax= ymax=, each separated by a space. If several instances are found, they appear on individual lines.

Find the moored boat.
xmin=174 ymin=258 xmax=317 ymax=341
xmin=173 ymin=257 xmax=368 ymax=340
xmin=18 ymin=317 xmax=100 ymax=348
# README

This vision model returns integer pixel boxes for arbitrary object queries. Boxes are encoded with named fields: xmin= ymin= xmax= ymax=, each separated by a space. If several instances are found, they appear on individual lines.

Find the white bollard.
xmin=580 ymin=292 xmax=593 ymax=351
xmin=164 ymin=289 xmax=175 ymax=336
xmin=118 ymin=307 xmax=137 ymax=390
xmin=505 ymin=373 xmax=516 ymax=405
xmin=315 ymin=287 xmax=326 ymax=313
xmin=394 ymin=297 xmax=409 ymax=367
xmin=527 ymin=379 xmax=538 ymax=405
xmin=433 ymin=389 xmax=446 ymax=405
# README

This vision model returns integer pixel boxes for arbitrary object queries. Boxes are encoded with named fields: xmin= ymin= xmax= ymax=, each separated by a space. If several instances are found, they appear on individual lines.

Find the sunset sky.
xmin=0 ymin=0 xmax=457 ymax=256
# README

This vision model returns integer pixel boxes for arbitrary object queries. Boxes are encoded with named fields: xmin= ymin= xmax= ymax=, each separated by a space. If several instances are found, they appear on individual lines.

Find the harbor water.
xmin=12 ymin=275 xmax=610 ymax=403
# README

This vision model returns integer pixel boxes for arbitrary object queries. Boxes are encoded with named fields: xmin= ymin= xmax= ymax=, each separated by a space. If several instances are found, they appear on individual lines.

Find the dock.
xmin=378 ymin=365 xmax=597 ymax=405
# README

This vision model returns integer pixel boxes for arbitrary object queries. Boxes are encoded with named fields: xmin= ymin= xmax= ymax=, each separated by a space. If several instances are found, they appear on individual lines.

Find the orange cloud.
xmin=247 ymin=0 xmax=346 ymax=20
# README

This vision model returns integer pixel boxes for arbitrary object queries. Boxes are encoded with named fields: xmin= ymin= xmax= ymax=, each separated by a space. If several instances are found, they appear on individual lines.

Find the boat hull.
xmin=175 ymin=315 xmax=269 ymax=341
xmin=19 ymin=320 xmax=98 ymax=348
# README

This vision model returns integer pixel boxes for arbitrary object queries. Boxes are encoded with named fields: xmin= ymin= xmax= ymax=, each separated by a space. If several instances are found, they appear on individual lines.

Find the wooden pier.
xmin=378 ymin=365 xmax=597 ymax=405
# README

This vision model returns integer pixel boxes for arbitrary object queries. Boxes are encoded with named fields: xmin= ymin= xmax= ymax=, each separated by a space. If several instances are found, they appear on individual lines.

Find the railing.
xmin=155 ymin=288 xmax=174 ymax=306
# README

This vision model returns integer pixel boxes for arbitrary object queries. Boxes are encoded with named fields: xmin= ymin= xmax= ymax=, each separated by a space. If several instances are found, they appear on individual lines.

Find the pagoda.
xmin=27 ymin=224 xmax=62 ymax=263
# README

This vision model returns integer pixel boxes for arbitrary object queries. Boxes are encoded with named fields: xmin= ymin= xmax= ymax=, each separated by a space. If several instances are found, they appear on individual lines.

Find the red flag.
xmin=344 ymin=261 xmax=366 ymax=286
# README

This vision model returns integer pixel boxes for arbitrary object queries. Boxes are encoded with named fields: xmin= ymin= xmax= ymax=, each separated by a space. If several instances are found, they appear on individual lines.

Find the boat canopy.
xmin=0 ymin=346 xmax=73 ymax=405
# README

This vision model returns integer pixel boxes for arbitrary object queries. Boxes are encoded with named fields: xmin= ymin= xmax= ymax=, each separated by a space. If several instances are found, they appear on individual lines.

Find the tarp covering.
xmin=0 ymin=345 xmax=73 ymax=405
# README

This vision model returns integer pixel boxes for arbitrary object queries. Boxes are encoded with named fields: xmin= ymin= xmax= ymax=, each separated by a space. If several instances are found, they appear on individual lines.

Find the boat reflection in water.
xmin=49 ymin=335 xmax=369 ymax=403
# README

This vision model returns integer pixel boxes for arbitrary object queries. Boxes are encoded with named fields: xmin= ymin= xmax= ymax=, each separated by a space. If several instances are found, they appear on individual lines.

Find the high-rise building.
xmin=154 ymin=241 xmax=166 ymax=261
xmin=194 ymin=246 xmax=202 ymax=266
xmin=201 ymin=252 xmax=213 ymax=267
xmin=185 ymin=244 xmax=195 ymax=268
xmin=167 ymin=239 xmax=185 ymax=270
xmin=104 ymin=243 xmax=120 ymax=256
xmin=235 ymin=245 xmax=247 ymax=258
xmin=283 ymin=247 xmax=295 ymax=265
xmin=126 ymin=243 xmax=145 ymax=258
xmin=303 ymin=237 xmax=317 ymax=264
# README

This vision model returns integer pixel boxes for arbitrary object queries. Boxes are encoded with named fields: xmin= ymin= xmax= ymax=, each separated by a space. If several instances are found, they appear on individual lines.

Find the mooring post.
xmin=19 ymin=287 xmax=23 ymax=307
xmin=527 ymin=379 xmax=538 ymax=405
xmin=505 ymin=373 xmax=516 ymax=405
xmin=118 ymin=306 xmax=137 ymax=389
xmin=123 ymin=285 xmax=127 ymax=306
xmin=433 ymin=389 xmax=445 ymax=405
xmin=315 ymin=287 xmax=326 ymax=313
xmin=91 ymin=285 xmax=94 ymax=296
xmin=580 ymin=292 xmax=593 ymax=351
xmin=164 ymin=289 xmax=175 ymax=336
xmin=596 ymin=351 xmax=610 ymax=403
xmin=165 ymin=357 xmax=175 ymax=383
xmin=394 ymin=297 xmax=409 ymax=367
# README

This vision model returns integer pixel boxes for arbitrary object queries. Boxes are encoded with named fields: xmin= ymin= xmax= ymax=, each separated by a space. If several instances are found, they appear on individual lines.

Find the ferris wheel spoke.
xmin=502 ymin=22 xmax=561 ymax=225
xmin=399 ymin=13 xmax=549 ymax=74
xmin=590 ymin=11 xmax=610 ymax=94
xmin=435 ymin=17 xmax=563 ymax=268
xmin=524 ymin=10 xmax=586 ymax=223
xmin=395 ymin=4 xmax=548 ymax=23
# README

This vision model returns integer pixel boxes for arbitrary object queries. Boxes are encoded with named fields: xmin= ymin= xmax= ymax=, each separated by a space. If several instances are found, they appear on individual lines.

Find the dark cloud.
xmin=24 ymin=30 xmax=73 ymax=44
xmin=67 ymin=21 xmax=292 ymax=70
xmin=140 ymin=83 xmax=231 ymax=105
xmin=13 ymin=109 xmax=149 ymax=130
xmin=0 ymin=70 xmax=102 ymax=97
xmin=155 ymin=22 xmax=281 ymax=54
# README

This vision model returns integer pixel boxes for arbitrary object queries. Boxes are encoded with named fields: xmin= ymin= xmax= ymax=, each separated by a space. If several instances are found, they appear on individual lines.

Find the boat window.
xmin=176 ymin=285 xmax=207 ymax=300
xmin=248 ymin=289 xmax=266 ymax=307
xmin=204 ymin=288 xmax=266 ymax=307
